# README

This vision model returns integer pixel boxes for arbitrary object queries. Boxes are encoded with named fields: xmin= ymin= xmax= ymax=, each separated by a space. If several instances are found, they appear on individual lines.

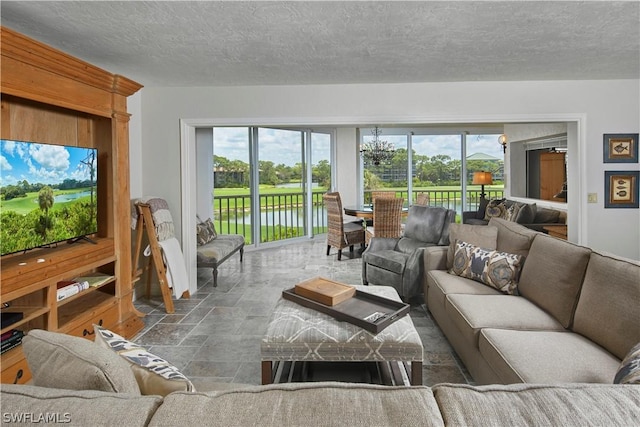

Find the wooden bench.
xmin=196 ymin=234 xmax=245 ymax=287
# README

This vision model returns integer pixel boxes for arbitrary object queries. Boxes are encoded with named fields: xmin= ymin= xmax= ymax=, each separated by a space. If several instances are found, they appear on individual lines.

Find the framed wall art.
xmin=604 ymin=170 xmax=639 ymax=208
xmin=603 ymin=133 xmax=638 ymax=163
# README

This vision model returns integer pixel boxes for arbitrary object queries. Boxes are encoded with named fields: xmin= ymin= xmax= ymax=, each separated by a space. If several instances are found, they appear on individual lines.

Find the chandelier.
xmin=360 ymin=126 xmax=395 ymax=166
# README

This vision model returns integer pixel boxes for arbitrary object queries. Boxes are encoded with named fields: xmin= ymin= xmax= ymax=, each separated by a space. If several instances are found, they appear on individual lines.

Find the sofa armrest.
xmin=462 ymin=211 xmax=478 ymax=224
xmin=424 ymin=246 xmax=448 ymax=272
xmin=364 ymin=237 xmax=398 ymax=252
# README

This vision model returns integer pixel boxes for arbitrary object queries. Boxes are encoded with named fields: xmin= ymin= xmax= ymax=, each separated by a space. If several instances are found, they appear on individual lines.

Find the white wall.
xmin=195 ymin=128 xmax=214 ymax=220
xmin=135 ymin=79 xmax=640 ymax=260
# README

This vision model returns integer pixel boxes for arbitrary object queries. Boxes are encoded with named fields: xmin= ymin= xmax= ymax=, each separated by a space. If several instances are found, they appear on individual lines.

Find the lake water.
xmin=51 ymin=191 xmax=93 ymax=203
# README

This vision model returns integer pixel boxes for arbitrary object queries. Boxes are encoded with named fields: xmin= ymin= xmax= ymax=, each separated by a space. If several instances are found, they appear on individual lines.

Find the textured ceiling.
xmin=1 ymin=1 xmax=638 ymax=87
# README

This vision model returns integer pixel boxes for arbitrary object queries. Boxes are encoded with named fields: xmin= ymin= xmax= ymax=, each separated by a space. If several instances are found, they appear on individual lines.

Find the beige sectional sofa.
xmin=2 ymin=381 xmax=640 ymax=426
xmin=423 ymin=217 xmax=640 ymax=385
xmin=2 ymin=218 xmax=639 ymax=426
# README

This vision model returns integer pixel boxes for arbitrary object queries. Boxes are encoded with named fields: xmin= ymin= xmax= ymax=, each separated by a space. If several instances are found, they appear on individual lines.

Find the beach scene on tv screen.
xmin=0 ymin=140 xmax=98 ymax=256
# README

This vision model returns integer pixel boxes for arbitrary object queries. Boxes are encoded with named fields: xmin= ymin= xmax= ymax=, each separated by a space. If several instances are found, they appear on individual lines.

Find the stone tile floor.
xmin=133 ymin=238 xmax=473 ymax=390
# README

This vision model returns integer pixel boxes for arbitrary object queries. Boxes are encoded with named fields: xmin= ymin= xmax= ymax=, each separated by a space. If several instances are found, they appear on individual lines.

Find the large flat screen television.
xmin=0 ymin=139 xmax=98 ymax=256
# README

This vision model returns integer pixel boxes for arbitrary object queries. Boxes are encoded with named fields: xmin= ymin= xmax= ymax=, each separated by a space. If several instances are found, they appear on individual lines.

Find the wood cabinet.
xmin=0 ymin=27 xmax=143 ymax=384
xmin=539 ymin=152 xmax=566 ymax=201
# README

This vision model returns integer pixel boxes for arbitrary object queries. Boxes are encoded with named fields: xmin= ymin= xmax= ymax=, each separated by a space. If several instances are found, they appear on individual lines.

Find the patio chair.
xmin=365 ymin=197 xmax=404 ymax=245
xmin=414 ymin=192 xmax=429 ymax=206
xmin=323 ymin=192 xmax=365 ymax=260
xmin=362 ymin=205 xmax=455 ymax=300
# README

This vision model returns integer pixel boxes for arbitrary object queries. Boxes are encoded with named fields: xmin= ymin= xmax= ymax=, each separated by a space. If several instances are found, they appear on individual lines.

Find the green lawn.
xmin=1 ymin=188 xmax=96 ymax=215
xmin=211 ymin=184 xmax=504 ymax=243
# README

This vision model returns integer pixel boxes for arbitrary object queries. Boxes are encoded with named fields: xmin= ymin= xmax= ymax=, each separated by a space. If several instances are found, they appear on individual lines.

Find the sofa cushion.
xmin=614 ymin=342 xmax=640 ymax=384
xmin=426 ymin=270 xmax=501 ymax=312
xmin=22 ymin=329 xmax=140 ymax=394
xmin=514 ymin=202 xmax=536 ymax=224
xmin=479 ymin=329 xmax=621 ymax=384
xmin=396 ymin=236 xmax=438 ymax=254
xmin=573 ymin=252 xmax=640 ymax=360
xmin=487 ymin=217 xmax=537 ymax=257
xmin=433 ymin=383 xmax=640 ymax=427
xmin=0 ymin=384 xmax=161 ymax=427
xmin=446 ymin=223 xmax=498 ymax=269
xmin=94 ymin=325 xmax=195 ymax=396
xmin=445 ymin=294 xmax=565 ymax=350
xmin=149 ymin=382 xmax=444 ymax=427
xmin=534 ymin=207 xmax=561 ymax=223
xmin=196 ymin=234 xmax=245 ymax=266
xmin=451 ymin=241 xmax=523 ymax=295
xmin=518 ymin=235 xmax=591 ymax=328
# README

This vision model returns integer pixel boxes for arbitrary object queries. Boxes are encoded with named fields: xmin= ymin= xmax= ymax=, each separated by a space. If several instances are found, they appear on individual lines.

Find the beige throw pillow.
xmin=447 ymin=223 xmax=498 ymax=269
xmin=22 ymin=329 xmax=140 ymax=394
xmin=93 ymin=325 xmax=195 ymax=396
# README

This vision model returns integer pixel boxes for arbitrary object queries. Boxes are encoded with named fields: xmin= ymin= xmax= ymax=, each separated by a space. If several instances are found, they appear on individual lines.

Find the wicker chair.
xmin=370 ymin=191 xmax=396 ymax=203
xmin=414 ymin=192 xmax=429 ymax=206
xmin=365 ymin=197 xmax=404 ymax=245
xmin=323 ymin=192 xmax=365 ymax=260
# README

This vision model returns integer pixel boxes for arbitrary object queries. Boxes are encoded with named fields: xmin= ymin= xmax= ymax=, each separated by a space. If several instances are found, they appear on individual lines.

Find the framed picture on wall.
xmin=603 ymin=133 xmax=638 ymax=163
xmin=604 ymin=171 xmax=639 ymax=208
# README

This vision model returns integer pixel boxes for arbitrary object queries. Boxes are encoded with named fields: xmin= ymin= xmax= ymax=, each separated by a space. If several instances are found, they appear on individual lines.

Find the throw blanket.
xmin=131 ymin=196 xmax=175 ymax=241
xmin=143 ymin=238 xmax=189 ymax=300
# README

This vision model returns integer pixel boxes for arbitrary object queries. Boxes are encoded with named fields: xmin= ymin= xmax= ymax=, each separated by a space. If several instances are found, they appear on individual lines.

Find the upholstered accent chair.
xmin=362 ymin=205 xmax=456 ymax=300
xmin=323 ymin=192 xmax=365 ymax=260
xmin=365 ymin=197 xmax=404 ymax=245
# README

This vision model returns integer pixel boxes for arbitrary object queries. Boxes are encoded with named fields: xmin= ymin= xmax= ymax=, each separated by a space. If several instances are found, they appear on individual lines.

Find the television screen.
xmin=0 ymin=139 xmax=98 ymax=256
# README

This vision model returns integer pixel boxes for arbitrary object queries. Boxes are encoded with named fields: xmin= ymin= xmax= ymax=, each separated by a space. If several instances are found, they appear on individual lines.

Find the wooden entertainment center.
xmin=0 ymin=27 xmax=143 ymax=384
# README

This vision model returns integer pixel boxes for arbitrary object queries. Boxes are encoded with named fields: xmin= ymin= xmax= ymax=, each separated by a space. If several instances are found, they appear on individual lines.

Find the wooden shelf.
xmin=0 ymin=26 xmax=143 ymax=384
xmin=57 ymin=278 xmax=115 ymax=307
xmin=57 ymin=290 xmax=117 ymax=330
xmin=0 ymin=307 xmax=50 ymax=336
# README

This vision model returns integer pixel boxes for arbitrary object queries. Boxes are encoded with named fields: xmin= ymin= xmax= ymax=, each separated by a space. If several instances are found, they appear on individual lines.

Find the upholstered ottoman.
xmin=261 ymin=285 xmax=424 ymax=385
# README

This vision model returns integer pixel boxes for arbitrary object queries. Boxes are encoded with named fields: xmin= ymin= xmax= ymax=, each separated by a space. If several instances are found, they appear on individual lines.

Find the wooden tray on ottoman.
xmin=282 ymin=287 xmax=410 ymax=334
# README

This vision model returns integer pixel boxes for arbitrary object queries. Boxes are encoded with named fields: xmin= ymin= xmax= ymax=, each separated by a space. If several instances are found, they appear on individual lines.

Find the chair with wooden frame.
xmin=414 ymin=192 xmax=429 ymax=206
xmin=323 ymin=192 xmax=365 ymax=260
xmin=365 ymin=197 xmax=404 ymax=245
xmin=370 ymin=191 xmax=396 ymax=203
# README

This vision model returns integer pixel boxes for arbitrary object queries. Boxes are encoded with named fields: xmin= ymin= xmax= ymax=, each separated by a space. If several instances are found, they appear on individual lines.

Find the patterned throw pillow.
xmin=484 ymin=199 xmax=507 ymax=221
xmin=614 ymin=342 xmax=640 ymax=384
xmin=93 ymin=325 xmax=195 ymax=396
xmin=196 ymin=217 xmax=217 ymax=246
xmin=451 ymin=241 xmax=524 ymax=295
xmin=504 ymin=203 xmax=521 ymax=222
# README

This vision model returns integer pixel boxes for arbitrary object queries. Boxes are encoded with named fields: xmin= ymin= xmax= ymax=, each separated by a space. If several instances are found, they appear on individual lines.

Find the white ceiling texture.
xmin=1 ymin=1 xmax=638 ymax=88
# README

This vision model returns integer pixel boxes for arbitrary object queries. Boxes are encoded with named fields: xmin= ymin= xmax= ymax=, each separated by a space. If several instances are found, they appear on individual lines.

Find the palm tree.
xmin=37 ymin=186 xmax=54 ymax=238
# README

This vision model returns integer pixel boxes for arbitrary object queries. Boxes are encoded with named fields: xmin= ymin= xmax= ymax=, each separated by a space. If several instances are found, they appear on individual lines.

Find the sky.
xmin=212 ymin=127 xmax=503 ymax=166
xmin=0 ymin=140 xmax=95 ymax=186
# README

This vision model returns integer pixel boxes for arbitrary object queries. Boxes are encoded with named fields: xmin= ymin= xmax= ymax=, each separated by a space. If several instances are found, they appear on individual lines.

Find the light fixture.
xmin=498 ymin=134 xmax=507 ymax=153
xmin=472 ymin=171 xmax=493 ymax=199
xmin=360 ymin=126 xmax=395 ymax=166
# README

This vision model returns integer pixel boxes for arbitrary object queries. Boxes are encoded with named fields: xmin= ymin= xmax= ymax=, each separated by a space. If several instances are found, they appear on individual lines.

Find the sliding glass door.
xmin=256 ymin=128 xmax=306 ymax=243
xmin=211 ymin=126 xmax=332 ymax=246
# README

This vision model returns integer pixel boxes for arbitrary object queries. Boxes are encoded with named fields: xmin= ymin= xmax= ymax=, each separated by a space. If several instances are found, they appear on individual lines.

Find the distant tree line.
xmin=213 ymin=155 xmax=331 ymax=188
xmin=1 ymin=178 xmax=95 ymax=201
xmin=365 ymin=148 xmax=503 ymax=189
